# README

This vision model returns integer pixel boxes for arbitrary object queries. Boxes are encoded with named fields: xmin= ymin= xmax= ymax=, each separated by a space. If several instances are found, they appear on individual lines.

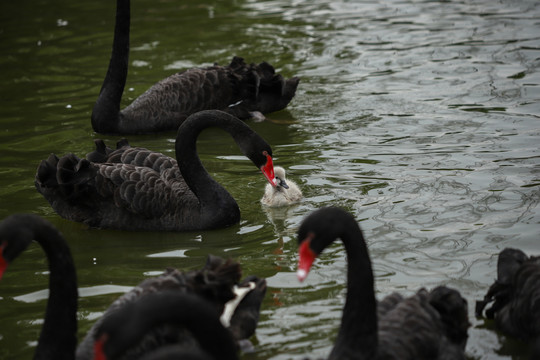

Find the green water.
xmin=1 ymin=0 xmax=540 ymax=359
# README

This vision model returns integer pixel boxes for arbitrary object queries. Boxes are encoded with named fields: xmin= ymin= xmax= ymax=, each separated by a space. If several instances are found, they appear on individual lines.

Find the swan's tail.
xmin=226 ymin=56 xmax=300 ymax=119
xmin=183 ymin=254 xmax=266 ymax=343
xmin=196 ymin=255 xmax=243 ymax=304
xmin=475 ymin=248 xmax=529 ymax=319
xmin=428 ymin=286 xmax=470 ymax=347
xmin=228 ymin=275 xmax=267 ymax=344
xmin=162 ymin=255 xmax=242 ymax=317
xmin=475 ymin=248 xmax=540 ymax=342
xmin=35 ymin=152 xmax=98 ymax=204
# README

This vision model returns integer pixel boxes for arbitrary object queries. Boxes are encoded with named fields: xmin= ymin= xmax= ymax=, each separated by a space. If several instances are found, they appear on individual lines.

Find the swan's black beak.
xmin=277 ymin=177 xmax=289 ymax=189
xmin=297 ymin=238 xmax=316 ymax=282
xmin=260 ymin=153 xmax=277 ymax=187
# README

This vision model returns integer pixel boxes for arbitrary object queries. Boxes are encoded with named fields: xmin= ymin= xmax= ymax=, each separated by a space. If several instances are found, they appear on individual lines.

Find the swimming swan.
xmin=92 ymin=0 xmax=300 ymax=134
xmin=297 ymin=207 xmax=470 ymax=360
xmin=36 ymin=110 xmax=277 ymax=231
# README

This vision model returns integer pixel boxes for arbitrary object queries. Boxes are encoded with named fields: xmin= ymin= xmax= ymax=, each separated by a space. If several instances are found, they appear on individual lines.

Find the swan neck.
xmin=91 ymin=0 xmax=130 ymax=133
xmin=331 ymin=222 xmax=378 ymax=359
xmin=33 ymin=221 xmax=78 ymax=360
xmin=175 ymin=112 xmax=243 ymax=227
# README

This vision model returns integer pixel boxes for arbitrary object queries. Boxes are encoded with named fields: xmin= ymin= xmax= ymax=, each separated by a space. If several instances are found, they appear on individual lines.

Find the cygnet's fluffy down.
xmin=261 ymin=166 xmax=302 ymax=207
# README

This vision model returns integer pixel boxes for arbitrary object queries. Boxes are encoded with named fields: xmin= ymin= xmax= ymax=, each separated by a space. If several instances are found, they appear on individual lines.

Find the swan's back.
xmin=110 ymin=57 xmax=300 ymax=134
xmin=87 ymin=139 xmax=178 ymax=175
xmin=35 ymin=147 xmax=196 ymax=230
xmin=377 ymin=287 xmax=469 ymax=360
xmin=118 ymin=66 xmax=236 ymax=133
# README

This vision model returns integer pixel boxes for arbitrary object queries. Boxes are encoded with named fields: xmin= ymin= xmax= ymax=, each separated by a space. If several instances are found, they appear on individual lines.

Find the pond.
xmin=0 ymin=0 xmax=539 ymax=359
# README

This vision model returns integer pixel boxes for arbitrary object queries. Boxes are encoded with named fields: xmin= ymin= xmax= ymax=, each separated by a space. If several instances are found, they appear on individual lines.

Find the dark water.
xmin=1 ymin=0 xmax=539 ymax=359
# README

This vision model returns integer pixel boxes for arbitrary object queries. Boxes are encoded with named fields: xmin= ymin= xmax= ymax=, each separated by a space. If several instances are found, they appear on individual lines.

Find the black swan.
xmin=475 ymin=248 xmax=540 ymax=358
xmin=92 ymin=292 xmax=239 ymax=360
xmin=77 ymin=255 xmax=266 ymax=360
xmin=260 ymin=166 xmax=302 ymax=207
xmin=296 ymin=207 xmax=470 ymax=360
xmin=0 ymin=214 xmax=266 ymax=360
xmin=92 ymin=0 xmax=300 ymax=134
xmin=35 ymin=110 xmax=277 ymax=231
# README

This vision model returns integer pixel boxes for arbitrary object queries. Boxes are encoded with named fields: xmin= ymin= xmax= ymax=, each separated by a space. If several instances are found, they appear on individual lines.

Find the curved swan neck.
xmin=330 ymin=218 xmax=378 ymax=360
xmin=175 ymin=111 xmax=246 ymax=226
xmin=35 ymin=221 xmax=78 ymax=360
xmin=91 ymin=0 xmax=130 ymax=133
xmin=2 ymin=215 xmax=78 ymax=360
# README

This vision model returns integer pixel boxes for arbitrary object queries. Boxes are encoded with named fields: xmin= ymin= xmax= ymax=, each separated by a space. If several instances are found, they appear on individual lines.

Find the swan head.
xmin=296 ymin=207 xmax=355 ymax=282
xmin=273 ymin=166 xmax=289 ymax=189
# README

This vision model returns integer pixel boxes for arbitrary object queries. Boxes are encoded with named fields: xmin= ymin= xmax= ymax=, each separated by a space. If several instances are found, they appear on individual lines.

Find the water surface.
xmin=1 ymin=0 xmax=539 ymax=359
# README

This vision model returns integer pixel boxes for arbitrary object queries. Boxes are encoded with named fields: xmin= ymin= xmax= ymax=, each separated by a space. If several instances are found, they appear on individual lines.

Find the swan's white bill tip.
xmin=297 ymin=269 xmax=307 ymax=282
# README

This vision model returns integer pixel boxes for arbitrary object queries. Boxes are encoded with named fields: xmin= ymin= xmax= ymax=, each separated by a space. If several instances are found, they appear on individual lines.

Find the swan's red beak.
xmin=297 ymin=238 xmax=316 ymax=282
xmin=93 ymin=334 xmax=108 ymax=360
xmin=260 ymin=153 xmax=276 ymax=187
xmin=0 ymin=243 xmax=7 ymax=280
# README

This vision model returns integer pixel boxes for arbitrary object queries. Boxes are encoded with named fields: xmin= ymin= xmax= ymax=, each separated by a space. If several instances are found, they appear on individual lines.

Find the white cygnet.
xmin=261 ymin=166 xmax=302 ymax=207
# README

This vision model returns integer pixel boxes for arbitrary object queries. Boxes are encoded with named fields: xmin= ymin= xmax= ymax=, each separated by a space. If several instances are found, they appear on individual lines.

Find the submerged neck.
xmin=330 ymin=220 xmax=378 ymax=360
xmin=91 ymin=0 xmax=130 ymax=134
xmin=175 ymin=111 xmax=249 ymax=229
xmin=32 ymin=218 xmax=78 ymax=360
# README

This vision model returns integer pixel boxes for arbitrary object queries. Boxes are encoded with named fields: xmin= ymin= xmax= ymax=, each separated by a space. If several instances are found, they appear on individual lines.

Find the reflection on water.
xmin=1 ymin=0 xmax=539 ymax=359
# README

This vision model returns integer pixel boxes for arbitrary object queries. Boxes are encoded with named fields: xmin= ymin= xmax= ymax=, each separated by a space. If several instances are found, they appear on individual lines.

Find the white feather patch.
xmin=220 ymin=281 xmax=256 ymax=327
